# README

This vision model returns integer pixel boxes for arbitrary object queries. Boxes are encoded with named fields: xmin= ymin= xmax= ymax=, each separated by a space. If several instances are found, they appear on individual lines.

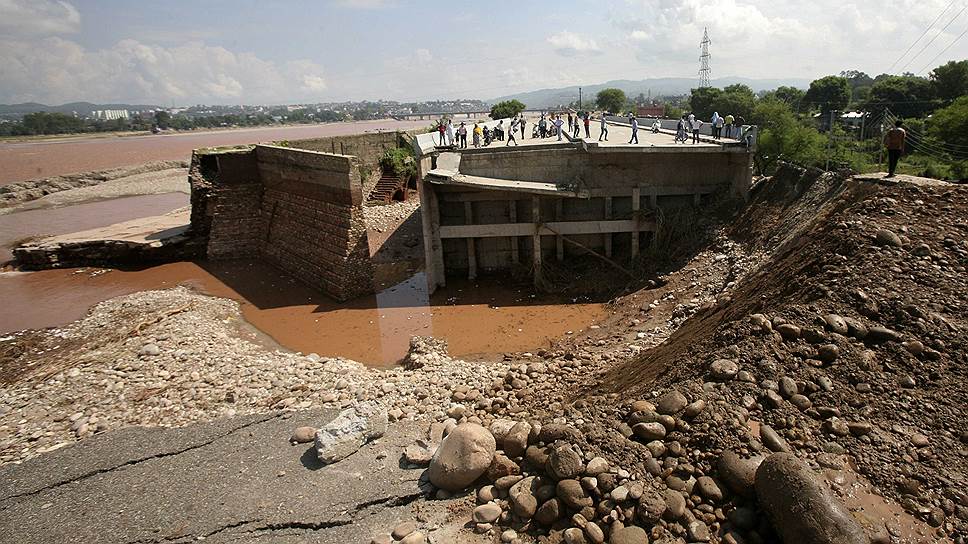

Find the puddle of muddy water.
xmin=0 ymin=193 xmax=189 ymax=262
xmin=0 ymin=260 xmax=605 ymax=367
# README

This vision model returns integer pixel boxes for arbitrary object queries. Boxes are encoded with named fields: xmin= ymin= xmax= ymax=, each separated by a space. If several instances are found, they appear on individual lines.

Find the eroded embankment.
xmin=592 ymin=164 xmax=968 ymax=537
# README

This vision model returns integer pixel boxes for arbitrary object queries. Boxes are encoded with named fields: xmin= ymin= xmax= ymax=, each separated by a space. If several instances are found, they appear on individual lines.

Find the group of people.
xmin=436 ymin=109 xmax=752 ymax=150
xmin=436 ymin=114 xmax=533 ymax=149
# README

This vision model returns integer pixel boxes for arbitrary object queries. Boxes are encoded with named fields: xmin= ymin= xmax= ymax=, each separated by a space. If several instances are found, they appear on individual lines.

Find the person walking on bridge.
xmin=599 ymin=114 xmax=608 ymax=141
xmin=883 ymin=119 xmax=906 ymax=177
xmin=628 ymin=115 xmax=639 ymax=144
xmin=568 ymin=112 xmax=574 ymax=134
xmin=519 ymin=116 xmax=526 ymax=139
xmin=507 ymin=118 xmax=518 ymax=146
xmin=554 ymin=115 xmax=564 ymax=141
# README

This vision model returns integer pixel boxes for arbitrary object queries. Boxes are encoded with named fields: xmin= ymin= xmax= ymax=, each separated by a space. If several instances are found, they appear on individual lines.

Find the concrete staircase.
xmin=366 ymin=172 xmax=409 ymax=204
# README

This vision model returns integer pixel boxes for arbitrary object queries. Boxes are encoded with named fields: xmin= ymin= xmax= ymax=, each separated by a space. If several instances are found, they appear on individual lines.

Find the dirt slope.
xmin=597 ymin=164 xmax=968 ymax=537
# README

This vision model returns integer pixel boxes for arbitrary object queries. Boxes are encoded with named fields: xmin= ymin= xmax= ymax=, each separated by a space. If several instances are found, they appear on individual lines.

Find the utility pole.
xmin=578 ymin=87 xmax=582 ymax=111
xmin=699 ymin=28 xmax=711 ymax=88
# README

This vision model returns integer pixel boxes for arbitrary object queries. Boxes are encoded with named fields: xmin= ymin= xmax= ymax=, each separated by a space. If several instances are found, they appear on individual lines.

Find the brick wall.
xmin=187 ymin=142 xmax=375 ymax=302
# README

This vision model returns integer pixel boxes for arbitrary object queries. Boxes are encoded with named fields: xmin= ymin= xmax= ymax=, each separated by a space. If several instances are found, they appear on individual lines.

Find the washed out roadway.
xmin=0 ymin=410 xmax=462 ymax=543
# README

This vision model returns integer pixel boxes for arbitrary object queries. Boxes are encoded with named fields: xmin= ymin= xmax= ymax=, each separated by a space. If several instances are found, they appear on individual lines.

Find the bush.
xmin=380 ymin=147 xmax=416 ymax=180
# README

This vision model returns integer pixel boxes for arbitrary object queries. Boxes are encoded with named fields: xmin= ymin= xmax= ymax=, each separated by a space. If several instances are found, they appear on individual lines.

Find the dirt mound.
xmin=593 ymin=163 xmax=968 ymax=537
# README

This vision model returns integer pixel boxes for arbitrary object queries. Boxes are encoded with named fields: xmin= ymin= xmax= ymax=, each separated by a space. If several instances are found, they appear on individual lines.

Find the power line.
xmin=699 ymin=28 xmax=711 ymax=88
xmin=899 ymin=3 xmax=968 ymax=72
xmin=917 ymin=25 xmax=968 ymax=73
xmin=888 ymin=0 xmax=958 ymax=71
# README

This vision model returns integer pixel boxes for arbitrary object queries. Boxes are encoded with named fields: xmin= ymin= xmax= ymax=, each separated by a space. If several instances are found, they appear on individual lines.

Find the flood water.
xmin=0 ymin=193 xmax=189 ymax=262
xmin=0 ymin=261 xmax=604 ymax=367
xmin=0 ymin=119 xmax=429 ymax=185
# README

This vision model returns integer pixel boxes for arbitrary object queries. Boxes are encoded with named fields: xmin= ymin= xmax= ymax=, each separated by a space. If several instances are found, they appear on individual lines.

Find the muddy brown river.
xmin=0 ymin=120 xmax=429 ymax=185
xmin=0 ymin=260 xmax=603 ymax=367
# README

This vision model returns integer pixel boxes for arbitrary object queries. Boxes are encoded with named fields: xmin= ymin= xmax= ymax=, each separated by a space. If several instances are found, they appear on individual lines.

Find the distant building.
xmin=636 ymin=105 xmax=664 ymax=117
xmin=93 ymin=109 xmax=129 ymax=121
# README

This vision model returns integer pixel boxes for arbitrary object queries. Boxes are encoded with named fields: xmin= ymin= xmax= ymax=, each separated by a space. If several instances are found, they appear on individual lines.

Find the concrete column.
xmin=532 ymin=196 xmax=542 ymax=287
xmin=465 ymin=201 xmax=476 ymax=280
xmin=555 ymin=199 xmax=564 ymax=261
xmin=509 ymin=200 xmax=519 ymax=265
xmin=631 ymin=187 xmax=641 ymax=259
xmin=604 ymin=196 xmax=613 ymax=258
xmin=650 ymin=187 xmax=658 ymax=208
xmin=418 ymin=174 xmax=445 ymax=292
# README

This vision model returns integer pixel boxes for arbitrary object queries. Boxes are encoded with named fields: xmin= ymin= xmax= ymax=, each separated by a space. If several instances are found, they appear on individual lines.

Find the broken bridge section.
xmin=188 ymin=140 xmax=390 ymax=302
xmin=415 ymin=135 xmax=755 ymax=291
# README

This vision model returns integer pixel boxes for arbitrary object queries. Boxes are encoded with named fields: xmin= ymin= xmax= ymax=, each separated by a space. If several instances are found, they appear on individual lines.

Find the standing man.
xmin=599 ymin=114 xmax=608 ymax=141
xmin=883 ymin=119 xmax=906 ymax=177
xmin=445 ymin=119 xmax=455 ymax=146
xmin=628 ymin=115 xmax=639 ymax=144
xmin=583 ymin=113 xmax=591 ymax=138
xmin=539 ymin=115 xmax=547 ymax=138
xmin=437 ymin=121 xmax=446 ymax=146
xmin=520 ymin=116 xmax=526 ymax=140
xmin=496 ymin=119 xmax=504 ymax=141
xmin=554 ymin=115 xmax=564 ymax=141
xmin=567 ymin=112 xmax=574 ymax=134
xmin=723 ymin=113 xmax=734 ymax=139
xmin=689 ymin=114 xmax=703 ymax=144
xmin=458 ymin=122 xmax=468 ymax=149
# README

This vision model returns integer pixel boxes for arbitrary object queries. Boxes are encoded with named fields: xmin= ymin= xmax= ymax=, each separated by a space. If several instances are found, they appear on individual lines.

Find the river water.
xmin=0 ymin=120 xmax=429 ymax=185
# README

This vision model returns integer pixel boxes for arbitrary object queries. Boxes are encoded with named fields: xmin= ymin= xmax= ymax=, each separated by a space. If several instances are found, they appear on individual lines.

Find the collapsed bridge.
xmin=414 ymin=121 xmax=756 ymax=292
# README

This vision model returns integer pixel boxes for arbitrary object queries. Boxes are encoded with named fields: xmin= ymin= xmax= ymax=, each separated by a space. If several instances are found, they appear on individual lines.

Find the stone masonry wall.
xmin=187 ymin=142 xmax=375 ymax=302
xmin=188 ymin=147 xmax=264 ymax=260
xmin=287 ymin=131 xmax=407 ymax=196
xmin=255 ymin=144 xmax=373 ymax=301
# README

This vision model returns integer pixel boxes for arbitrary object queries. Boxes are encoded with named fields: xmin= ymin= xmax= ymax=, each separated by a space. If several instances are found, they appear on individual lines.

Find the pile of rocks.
xmin=403 ymin=407 xmax=871 ymax=544
xmin=0 ymin=287 xmax=514 ymax=465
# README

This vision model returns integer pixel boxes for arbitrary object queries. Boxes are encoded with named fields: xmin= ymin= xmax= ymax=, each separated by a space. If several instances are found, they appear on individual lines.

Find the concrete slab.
xmin=0 ymin=410 xmax=471 ymax=544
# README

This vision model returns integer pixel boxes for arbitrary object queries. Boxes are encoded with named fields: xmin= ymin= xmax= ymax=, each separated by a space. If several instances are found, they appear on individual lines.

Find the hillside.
xmin=491 ymin=76 xmax=811 ymax=108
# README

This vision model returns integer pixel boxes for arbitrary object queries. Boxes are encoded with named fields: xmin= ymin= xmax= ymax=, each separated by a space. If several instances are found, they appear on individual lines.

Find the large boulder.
xmin=755 ymin=453 xmax=869 ymax=544
xmin=314 ymin=402 xmax=387 ymax=464
xmin=427 ymin=423 xmax=496 ymax=491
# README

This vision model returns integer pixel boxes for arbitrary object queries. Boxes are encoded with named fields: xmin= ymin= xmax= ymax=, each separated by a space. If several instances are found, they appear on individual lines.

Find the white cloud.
xmin=629 ymin=30 xmax=650 ymax=42
xmin=0 ymin=37 xmax=327 ymax=104
xmin=547 ymin=31 xmax=604 ymax=56
xmin=332 ymin=0 xmax=392 ymax=8
xmin=0 ymin=0 xmax=80 ymax=36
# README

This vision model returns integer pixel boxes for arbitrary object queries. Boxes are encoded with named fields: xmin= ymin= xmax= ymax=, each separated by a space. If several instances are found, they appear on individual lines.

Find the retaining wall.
xmin=188 ymin=137 xmax=383 ymax=301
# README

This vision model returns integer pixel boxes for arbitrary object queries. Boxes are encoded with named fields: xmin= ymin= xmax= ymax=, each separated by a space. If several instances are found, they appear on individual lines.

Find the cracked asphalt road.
xmin=0 ymin=409 xmax=459 ymax=543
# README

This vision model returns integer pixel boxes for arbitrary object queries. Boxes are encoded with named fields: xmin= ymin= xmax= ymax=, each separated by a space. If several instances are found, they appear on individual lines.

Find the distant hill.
xmin=0 ymin=102 xmax=162 ymax=117
xmin=490 ymin=77 xmax=811 ymax=109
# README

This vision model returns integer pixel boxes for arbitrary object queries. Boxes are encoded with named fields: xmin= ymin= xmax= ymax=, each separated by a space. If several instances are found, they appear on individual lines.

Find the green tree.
xmin=20 ymin=112 xmax=86 ymax=135
xmin=927 ymin=95 xmax=968 ymax=149
xmin=864 ymin=75 xmax=937 ymax=118
xmin=690 ymin=85 xmax=754 ymax=120
xmin=929 ymin=60 xmax=968 ymax=102
xmin=596 ymin=88 xmax=627 ymax=113
xmin=489 ymin=99 xmax=526 ymax=120
xmin=688 ymin=87 xmax=722 ymax=118
xmin=803 ymin=76 xmax=850 ymax=115
xmin=765 ymin=86 xmax=805 ymax=106
xmin=750 ymin=98 xmax=825 ymax=174
xmin=154 ymin=110 xmax=171 ymax=129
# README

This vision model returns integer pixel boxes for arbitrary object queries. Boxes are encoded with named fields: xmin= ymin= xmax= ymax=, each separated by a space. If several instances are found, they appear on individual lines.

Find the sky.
xmin=1 ymin=0 xmax=967 ymax=106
